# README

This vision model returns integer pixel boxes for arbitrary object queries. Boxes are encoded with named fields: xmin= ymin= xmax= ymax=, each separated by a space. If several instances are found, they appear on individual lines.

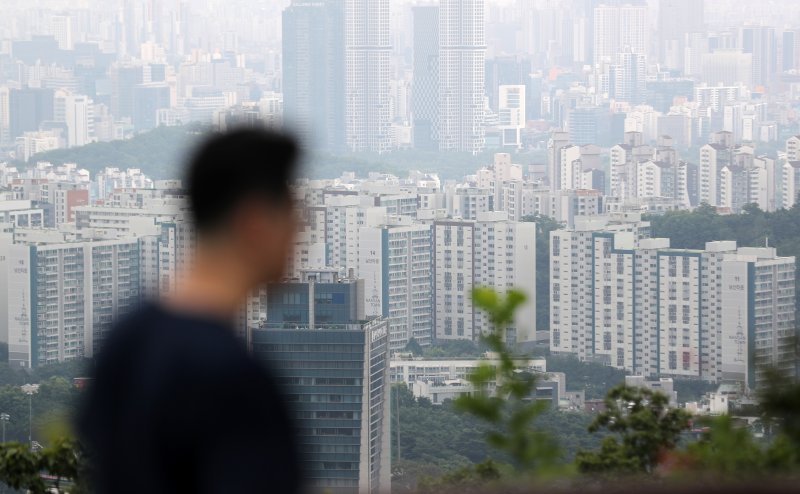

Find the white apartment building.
xmin=782 ymin=160 xmax=800 ymax=209
xmin=551 ymin=227 xmax=795 ymax=389
xmin=319 ymin=195 xmax=387 ymax=273
xmin=719 ymin=158 xmax=776 ymax=213
xmin=0 ymin=201 xmax=44 ymax=229
xmin=498 ymin=85 xmax=526 ymax=149
xmin=559 ymin=145 xmax=583 ymax=191
xmin=95 ymin=168 xmax=154 ymax=201
xmin=719 ymin=247 xmax=796 ymax=390
xmin=390 ymin=356 xmax=553 ymax=404
xmin=694 ymin=84 xmax=750 ymax=113
xmin=548 ymin=131 xmax=570 ymax=191
xmin=0 ymin=238 xmax=141 ymax=368
xmin=698 ymin=143 xmax=731 ymax=206
xmin=446 ymin=185 xmax=493 ymax=220
xmin=433 ymin=219 xmax=475 ymax=341
xmin=473 ymin=212 xmax=536 ymax=343
xmin=54 ymin=91 xmax=95 ymax=148
xmin=73 ymin=204 xmax=185 ymax=239
xmin=138 ymin=220 xmax=195 ymax=300
xmin=609 ymin=133 xmax=654 ymax=200
xmin=550 ymin=214 xmax=650 ymax=362
xmin=549 ymin=189 xmax=604 ymax=228
xmin=359 ymin=218 xmax=433 ymax=350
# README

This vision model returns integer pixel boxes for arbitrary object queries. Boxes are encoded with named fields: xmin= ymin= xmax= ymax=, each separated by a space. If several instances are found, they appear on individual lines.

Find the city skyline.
xmin=3 ymin=0 xmax=800 ymax=492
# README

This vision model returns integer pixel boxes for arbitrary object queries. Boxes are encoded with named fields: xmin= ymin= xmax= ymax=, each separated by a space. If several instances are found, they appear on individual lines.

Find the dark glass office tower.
xmin=252 ymin=275 xmax=390 ymax=493
xmin=282 ymin=0 xmax=346 ymax=152
xmin=741 ymin=25 xmax=777 ymax=88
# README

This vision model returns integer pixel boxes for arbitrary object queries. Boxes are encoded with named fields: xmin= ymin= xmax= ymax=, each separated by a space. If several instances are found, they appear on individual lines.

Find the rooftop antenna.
xmin=765 ymin=236 xmax=769 ymax=248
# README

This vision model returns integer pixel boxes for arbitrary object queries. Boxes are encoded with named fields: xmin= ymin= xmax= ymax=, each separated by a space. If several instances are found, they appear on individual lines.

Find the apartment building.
xmin=0 ymin=238 xmax=140 ymax=368
xmin=551 ymin=223 xmax=795 ymax=389
xmin=358 ymin=218 xmax=433 ymax=350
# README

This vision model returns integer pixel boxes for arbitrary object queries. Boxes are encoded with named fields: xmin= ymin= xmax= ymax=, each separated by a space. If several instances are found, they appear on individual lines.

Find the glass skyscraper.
xmin=252 ymin=276 xmax=390 ymax=493
xmin=282 ymin=0 xmax=346 ymax=152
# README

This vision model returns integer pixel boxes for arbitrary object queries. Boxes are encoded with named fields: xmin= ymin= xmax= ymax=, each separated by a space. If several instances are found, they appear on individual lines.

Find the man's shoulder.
xmin=102 ymin=304 xmax=247 ymax=366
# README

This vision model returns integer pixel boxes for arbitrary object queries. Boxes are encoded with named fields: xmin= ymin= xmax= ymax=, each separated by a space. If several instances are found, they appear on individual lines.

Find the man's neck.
xmin=165 ymin=246 xmax=253 ymax=322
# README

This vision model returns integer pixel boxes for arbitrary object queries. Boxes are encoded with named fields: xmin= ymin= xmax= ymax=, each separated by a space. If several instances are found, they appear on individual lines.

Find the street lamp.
xmin=20 ymin=384 xmax=39 ymax=448
xmin=0 ymin=413 xmax=9 ymax=443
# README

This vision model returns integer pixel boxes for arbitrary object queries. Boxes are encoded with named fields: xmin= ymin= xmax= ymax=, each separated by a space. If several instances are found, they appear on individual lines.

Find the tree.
xmin=648 ymin=205 xmax=800 ymax=316
xmin=404 ymin=338 xmax=424 ymax=356
xmin=545 ymin=355 xmax=625 ymax=400
xmin=682 ymin=415 xmax=774 ymax=477
xmin=422 ymin=340 xmax=483 ymax=359
xmin=576 ymin=385 xmax=691 ymax=476
xmin=0 ymin=438 xmax=86 ymax=493
xmin=455 ymin=288 xmax=559 ymax=473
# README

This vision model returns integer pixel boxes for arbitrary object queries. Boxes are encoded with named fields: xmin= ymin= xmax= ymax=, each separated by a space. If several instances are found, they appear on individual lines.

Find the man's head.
xmin=186 ymin=128 xmax=300 ymax=284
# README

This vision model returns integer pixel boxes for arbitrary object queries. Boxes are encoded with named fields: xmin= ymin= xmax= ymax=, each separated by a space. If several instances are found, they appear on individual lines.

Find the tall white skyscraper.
xmin=593 ymin=4 xmax=648 ymax=66
xmin=439 ymin=0 xmax=486 ymax=154
xmin=498 ymin=85 xmax=526 ymax=149
xmin=345 ymin=0 xmax=392 ymax=153
xmin=55 ymin=91 xmax=95 ymax=148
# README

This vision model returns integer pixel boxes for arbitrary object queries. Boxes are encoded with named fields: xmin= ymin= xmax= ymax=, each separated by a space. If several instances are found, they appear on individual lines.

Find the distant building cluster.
xmin=3 ymin=0 xmax=800 ymax=489
xmin=291 ymin=156 xmax=539 ymax=350
xmin=0 ymin=162 xmax=190 ymax=368
xmin=551 ymin=215 xmax=795 ymax=392
xmin=2 ymin=0 xmax=800 ymax=161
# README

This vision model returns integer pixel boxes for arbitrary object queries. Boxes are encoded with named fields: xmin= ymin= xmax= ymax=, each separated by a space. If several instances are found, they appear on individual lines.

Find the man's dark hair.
xmin=186 ymin=128 xmax=300 ymax=232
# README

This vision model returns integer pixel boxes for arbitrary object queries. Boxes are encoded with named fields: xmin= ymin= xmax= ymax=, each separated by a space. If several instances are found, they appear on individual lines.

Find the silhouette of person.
xmin=79 ymin=129 xmax=303 ymax=494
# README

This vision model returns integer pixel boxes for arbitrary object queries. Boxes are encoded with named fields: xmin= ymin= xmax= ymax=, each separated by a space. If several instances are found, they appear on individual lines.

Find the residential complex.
xmin=551 ymin=218 xmax=795 ymax=391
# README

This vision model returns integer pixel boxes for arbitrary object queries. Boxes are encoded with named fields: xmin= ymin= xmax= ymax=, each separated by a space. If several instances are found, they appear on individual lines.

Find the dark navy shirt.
xmin=78 ymin=304 xmax=302 ymax=494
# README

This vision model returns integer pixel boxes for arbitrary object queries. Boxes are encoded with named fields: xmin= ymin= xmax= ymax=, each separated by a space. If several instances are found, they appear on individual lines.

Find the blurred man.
xmin=79 ymin=129 xmax=303 ymax=493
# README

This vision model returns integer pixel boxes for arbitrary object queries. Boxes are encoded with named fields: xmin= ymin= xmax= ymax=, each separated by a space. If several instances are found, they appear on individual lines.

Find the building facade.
xmin=253 ymin=275 xmax=390 ymax=494
xmin=551 ymin=223 xmax=796 ymax=389
xmin=438 ymin=0 xmax=486 ymax=154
